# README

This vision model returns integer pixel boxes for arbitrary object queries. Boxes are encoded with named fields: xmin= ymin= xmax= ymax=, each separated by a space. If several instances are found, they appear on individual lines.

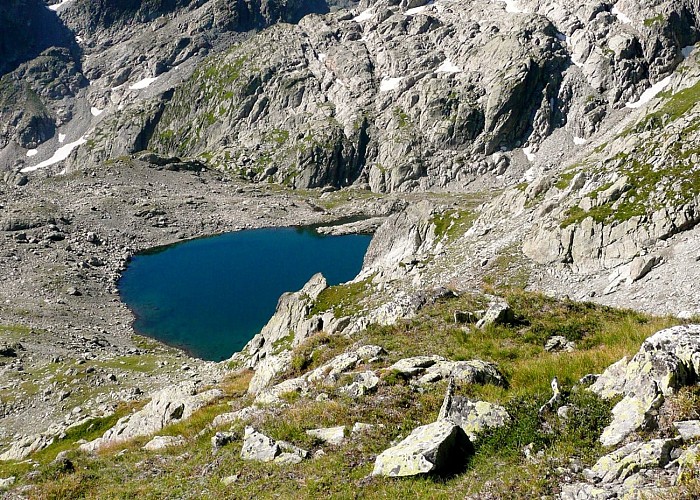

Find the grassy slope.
xmin=5 ymin=286 xmax=691 ymax=499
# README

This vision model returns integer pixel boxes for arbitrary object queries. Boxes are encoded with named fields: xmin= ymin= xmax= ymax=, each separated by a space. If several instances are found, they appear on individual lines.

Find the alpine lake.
xmin=119 ymin=226 xmax=372 ymax=361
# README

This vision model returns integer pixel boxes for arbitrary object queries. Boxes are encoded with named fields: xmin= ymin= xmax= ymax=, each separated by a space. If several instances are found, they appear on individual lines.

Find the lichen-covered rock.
xmin=240 ymin=427 xmax=280 ymax=462
xmin=416 ymin=359 xmax=507 ymax=387
xmin=442 ymin=398 xmax=510 ymax=442
xmin=677 ymin=443 xmax=700 ymax=484
xmin=590 ymin=325 xmax=700 ymax=446
xmin=589 ymin=438 xmax=681 ymax=484
xmin=372 ymin=420 xmax=471 ymax=477
xmin=339 ymin=370 xmax=380 ymax=397
xmin=559 ymin=483 xmax=614 ymax=500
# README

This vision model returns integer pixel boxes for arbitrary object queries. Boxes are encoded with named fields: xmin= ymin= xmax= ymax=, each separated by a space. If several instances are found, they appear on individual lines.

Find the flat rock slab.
xmin=142 ymin=435 xmax=186 ymax=451
xmin=306 ymin=426 xmax=346 ymax=446
xmin=372 ymin=420 xmax=471 ymax=477
xmin=674 ymin=420 xmax=700 ymax=441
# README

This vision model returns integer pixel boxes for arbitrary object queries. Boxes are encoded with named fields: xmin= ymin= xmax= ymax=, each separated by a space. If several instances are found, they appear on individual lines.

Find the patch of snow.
xmin=523 ymin=166 xmax=536 ymax=182
xmin=625 ymin=76 xmax=672 ymax=109
xmin=523 ymin=146 xmax=535 ymax=162
xmin=380 ymin=77 xmax=403 ymax=92
xmin=353 ymin=9 xmax=374 ymax=23
xmin=90 ymin=107 xmax=103 ymax=117
xmin=611 ymin=6 xmax=632 ymax=24
xmin=26 ymin=149 xmax=38 ymax=157
xmin=498 ymin=0 xmax=526 ymax=14
xmin=405 ymin=5 xmax=428 ymax=15
xmin=682 ymin=45 xmax=695 ymax=59
xmin=48 ymin=0 xmax=72 ymax=11
xmin=76 ymin=36 xmax=84 ymax=43
xmin=318 ymin=53 xmax=327 ymax=62
xmin=21 ymin=137 xmax=87 ymax=173
xmin=571 ymin=57 xmax=584 ymax=68
xmin=436 ymin=59 xmax=462 ymax=73
xmin=129 ymin=77 xmax=159 ymax=90
xmin=573 ymin=136 xmax=587 ymax=145
xmin=58 ymin=133 xmax=66 ymax=143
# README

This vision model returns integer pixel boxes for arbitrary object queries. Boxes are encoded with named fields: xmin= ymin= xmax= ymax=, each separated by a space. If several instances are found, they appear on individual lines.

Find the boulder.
xmin=674 ymin=420 xmax=700 ymax=441
xmin=544 ymin=336 xmax=575 ymax=352
xmin=442 ymin=397 xmax=510 ymax=442
xmin=626 ymin=255 xmax=661 ymax=284
xmin=372 ymin=420 xmax=471 ymax=477
xmin=240 ymin=427 xmax=279 ymax=462
xmin=211 ymin=432 xmax=236 ymax=453
xmin=240 ymin=427 xmax=309 ymax=464
xmin=339 ymin=371 xmax=380 ymax=398
xmin=386 ymin=355 xmax=446 ymax=377
xmin=475 ymin=299 xmax=513 ymax=329
xmin=415 ymin=359 xmax=506 ymax=387
xmin=306 ymin=426 xmax=346 ymax=446
xmin=142 ymin=435 xmax=186 ymax=451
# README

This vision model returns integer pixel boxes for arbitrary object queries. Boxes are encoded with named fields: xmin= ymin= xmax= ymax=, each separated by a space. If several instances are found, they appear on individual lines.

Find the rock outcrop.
xmin=590 ymin=325 xmax=700 ymax=446
xmin=80 ymin=382 xmax=222 ymax=452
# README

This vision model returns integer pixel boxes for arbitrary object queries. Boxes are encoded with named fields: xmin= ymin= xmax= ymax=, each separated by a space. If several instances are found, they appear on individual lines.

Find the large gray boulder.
xmin=372 ymin=420 xmax=471 ymax=477
xmin=442 ymin=398 xmax=510 ymax=442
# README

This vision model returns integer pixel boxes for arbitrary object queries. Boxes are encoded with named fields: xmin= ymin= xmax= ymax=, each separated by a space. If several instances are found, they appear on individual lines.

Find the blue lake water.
xmin=119 ymin=227 xmax=372 ymax=361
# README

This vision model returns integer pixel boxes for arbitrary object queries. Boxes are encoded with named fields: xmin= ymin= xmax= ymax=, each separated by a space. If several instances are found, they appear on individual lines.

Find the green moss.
xmin=643 ymin=13 xmax=665 ymax=27
xmin=554 ymin=171 xmax=577 ymax=190
xmin=308 ymin=277 xmax=373 ymax=318
xmin=431 ymin=209 xmax=476 ymax=241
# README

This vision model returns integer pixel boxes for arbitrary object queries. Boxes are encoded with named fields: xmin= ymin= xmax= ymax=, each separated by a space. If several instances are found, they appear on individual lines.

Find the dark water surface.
xmin=119 ymin=227 xmax=371 ymax=361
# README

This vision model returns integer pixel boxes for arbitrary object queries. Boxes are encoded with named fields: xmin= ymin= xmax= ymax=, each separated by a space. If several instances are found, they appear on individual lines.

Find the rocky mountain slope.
xmin=0 ymin=0 xmax=699 ymax=497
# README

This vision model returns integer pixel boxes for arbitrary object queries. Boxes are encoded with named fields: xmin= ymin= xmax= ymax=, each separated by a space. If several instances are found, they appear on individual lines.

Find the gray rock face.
xmin=0 ymin=434 xmax=54 ymax=462
xmin=590 ymin=325 xmax=700 ymax=447
xmin=232 ymin=273 xmax=329 ymax=395
xmin=137 ymin=0 xmax=572 ymax=192
xmin=372 ymin=420 xmax=471 ymax=477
